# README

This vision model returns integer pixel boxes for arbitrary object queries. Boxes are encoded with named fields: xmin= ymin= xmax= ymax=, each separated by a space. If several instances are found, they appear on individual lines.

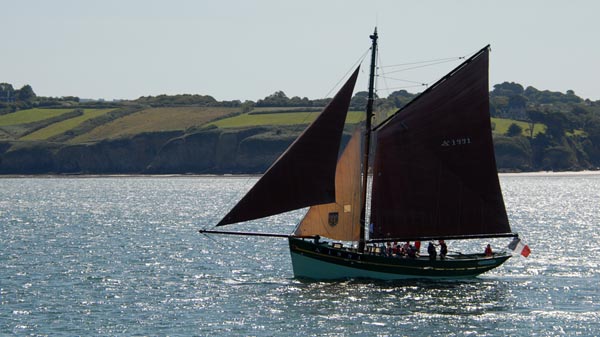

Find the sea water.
xmin=1 ymin=173 xmax=599 ymax=336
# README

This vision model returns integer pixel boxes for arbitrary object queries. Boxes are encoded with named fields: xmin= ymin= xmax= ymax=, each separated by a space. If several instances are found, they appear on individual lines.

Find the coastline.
xmin=1 ymin=170 xmax=599 ymax=179
xmin=499 ymin=170 xmax=600 ymax=177
xmin=0 ymin=173 xmax=263 ymax=179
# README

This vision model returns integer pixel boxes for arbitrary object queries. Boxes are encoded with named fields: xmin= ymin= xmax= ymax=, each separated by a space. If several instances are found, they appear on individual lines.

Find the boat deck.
xmin=315 ymin=240 xmax=497 ymax=261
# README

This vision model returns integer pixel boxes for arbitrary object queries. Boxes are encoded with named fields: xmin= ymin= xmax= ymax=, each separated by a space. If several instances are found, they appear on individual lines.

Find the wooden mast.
xmin=358 ymin=28 xmax=378 ymax=252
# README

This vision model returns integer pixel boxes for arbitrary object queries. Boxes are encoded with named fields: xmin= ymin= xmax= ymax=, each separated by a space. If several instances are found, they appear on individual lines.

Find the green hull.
xmin=289 ymin=237 xmax=511 ymax=280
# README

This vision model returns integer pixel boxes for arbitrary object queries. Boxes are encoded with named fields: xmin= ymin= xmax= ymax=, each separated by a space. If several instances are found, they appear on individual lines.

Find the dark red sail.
xmin=217 ymin=67 xmax=360 ymax=226
xmin=370 ymin=47 xmax=511 ymax=240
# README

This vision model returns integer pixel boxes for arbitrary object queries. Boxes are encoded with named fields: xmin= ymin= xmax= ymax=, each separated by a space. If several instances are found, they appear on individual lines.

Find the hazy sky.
xmin=2 ymin=0 xmax=599 ymax=101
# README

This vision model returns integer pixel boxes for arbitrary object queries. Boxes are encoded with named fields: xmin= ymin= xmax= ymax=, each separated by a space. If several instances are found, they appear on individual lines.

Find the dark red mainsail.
xmin=217 ymin=67 xmax=360 ymax=227
xmin=370 ymin=47 xmax=511 ymax=240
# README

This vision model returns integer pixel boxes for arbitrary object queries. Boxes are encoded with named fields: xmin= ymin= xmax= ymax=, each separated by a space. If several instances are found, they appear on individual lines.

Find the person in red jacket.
xmin=485 ymin=244 xmax=493 ymax=257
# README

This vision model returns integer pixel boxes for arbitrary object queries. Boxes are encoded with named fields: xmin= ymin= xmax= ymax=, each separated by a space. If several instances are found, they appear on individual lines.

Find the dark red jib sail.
xmin=217 ymin=67 xmax=360 ymax=227
xmin=370 ymin=47 xmax=511 ymax=240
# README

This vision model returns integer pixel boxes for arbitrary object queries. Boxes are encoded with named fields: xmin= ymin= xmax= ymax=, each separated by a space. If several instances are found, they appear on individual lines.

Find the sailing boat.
xmin=200 ymin=29 xmax=521 ymax=280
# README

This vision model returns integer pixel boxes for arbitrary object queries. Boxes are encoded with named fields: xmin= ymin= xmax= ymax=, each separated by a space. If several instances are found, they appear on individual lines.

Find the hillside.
xmin=72 ymin=106 xmax=240 ymax=143
xmin=0 ymin=81 xmax=599 ymax=174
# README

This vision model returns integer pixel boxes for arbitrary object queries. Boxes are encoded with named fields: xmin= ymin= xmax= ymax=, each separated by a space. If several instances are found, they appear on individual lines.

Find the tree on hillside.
xmin=135 ymin=94 xmax=218 ymax=106
xmin=350 ymin=91 xmax=368 ymax=110
xmin=508 ymin=94 xmax=527 ymax=110
xmin=256 ymin=91 xmax=291 ymax=107
xmin=506 ymin=94 xmax=528 ymax=120
xmin=491 ymin=82 xmax=524 ymax=97
xmin=490 ymin=95 xmax=509 ymax=117
xmin=16 ymin=84 xmax=36 ymax=102
xmin=489 ymin=83 xmax=528 ymax=119
xmin=0 ymin=83 xmax=15 ymax=102
xmin=570 ymin=105 xmax=591 ymax=129
xmin=289 ymin=96 xmax=311 ymax=107
xmin=527 ymin=109 xmax=545 ymax=122
xmin=542 ymin=145 xmax=579 ymax=170
xmin=240 ymin=100 xmax=255 ymax=113
xmin=506 ymin=123 xmax=523 ymax=137
xmin=582 ymin=116 xmax=600 ymax=166
xmin=494 ymin=135 xmax=533 ymax=170
xmin=388 ymin=90 xmax=415 ymax=108
xmin=312 ymin=98 xmax=332 ymax=107
xmin=527 ymin=109 xmax=575 ymax=140
xmin=544 ymin=111 xmax=573 ymax=140
xmin=524 ymin=86 xmax=582 ymax=104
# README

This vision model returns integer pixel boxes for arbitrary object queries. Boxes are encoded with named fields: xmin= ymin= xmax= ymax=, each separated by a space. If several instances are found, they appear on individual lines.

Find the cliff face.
xmin=55 ymin=131 xmax=184 ymax=173
xmin=0 ymin=131 xmax=181 ymax=174
xmin=235 ymin=132 xmax=295 ymax=171
xmin=145 ymin=130 xmax=221 ymax=173
xmin=0 ymin=127 xmax=297 ymax=174
xmin=0 ymin=144 xmax=57 ymax=174
xmin=147 ymin=127 xmax=295 ymax=174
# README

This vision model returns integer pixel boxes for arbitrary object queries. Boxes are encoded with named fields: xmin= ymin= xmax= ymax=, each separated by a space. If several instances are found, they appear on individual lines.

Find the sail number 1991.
xmin=441 ymin=137 xmax=471 ymax=147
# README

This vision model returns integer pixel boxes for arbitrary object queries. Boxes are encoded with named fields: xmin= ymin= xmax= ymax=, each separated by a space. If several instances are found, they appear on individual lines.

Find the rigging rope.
xmin=296 ymin=46 xmax=372 ymax=127
xmin=374 ymin=49 xmax=481 ymax=97
xmin=374 ymin=47 xmax=430 ymax=107
xmin=380 ymin=55 xmax=465 ymax=69
xmin=324 ymin=47 xmax=372 ymax=99
xmin=384 ymin=58 xmax=465 ymax=75
xmin=377 ymin=75 xmax=427 ymax=86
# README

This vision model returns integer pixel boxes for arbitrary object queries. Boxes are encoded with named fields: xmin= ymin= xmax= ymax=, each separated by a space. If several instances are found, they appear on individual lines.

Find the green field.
xmin=250 ymin=107 xmax=321 ymax=113
xmin=0 ymin=106 xmax=559 ymax=143
xmin=0 ymin=108 xmax=74 ymax=126
xmin=210 ymin=110 xmax=365 ymax=128
xmin=72 ymin=106 xmax=239 ymax=142
xmin=20 ymin=109 xmax=116 ymax=141
xmin=491 ymin=117 xmax=547 ymax=137
xmin=211 ymin=111 xmax=547 ymax=138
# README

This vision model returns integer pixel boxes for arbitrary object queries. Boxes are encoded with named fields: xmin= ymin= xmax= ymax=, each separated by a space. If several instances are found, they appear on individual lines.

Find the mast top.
xmin=370 ymin=27 xmax=378 ymax=41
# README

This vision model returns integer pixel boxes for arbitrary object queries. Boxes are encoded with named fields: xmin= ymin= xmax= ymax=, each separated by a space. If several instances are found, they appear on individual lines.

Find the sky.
xmin=2 ymin=0 xmax=599 ymax=102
